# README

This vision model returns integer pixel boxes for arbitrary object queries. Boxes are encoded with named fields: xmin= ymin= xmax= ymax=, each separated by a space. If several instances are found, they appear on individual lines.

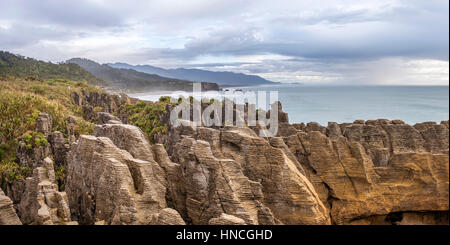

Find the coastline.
xmin=128 ymin=85 xmax=449 ymax=126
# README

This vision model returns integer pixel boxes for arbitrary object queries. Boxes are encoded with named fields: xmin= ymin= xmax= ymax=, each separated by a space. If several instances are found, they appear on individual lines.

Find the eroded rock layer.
xmin=1 ymin=105 xmax=448 ymax=225
xmin=66 ymin=120 xmax=184 ymax=225
xmin=283 ymin=119 xmax=449 ymax=224
xmin=160 ymin=124 xmax=331 ymax=225
xmin=0 ymin=189 xmax=21 ymax=225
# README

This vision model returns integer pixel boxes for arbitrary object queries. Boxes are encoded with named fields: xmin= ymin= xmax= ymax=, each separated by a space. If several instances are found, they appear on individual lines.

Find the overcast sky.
xmin=1 ymin=0 xmax=448 ymax=85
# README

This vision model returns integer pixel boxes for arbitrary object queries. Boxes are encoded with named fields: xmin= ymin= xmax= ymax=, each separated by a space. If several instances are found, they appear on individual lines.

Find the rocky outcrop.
xmin=71 ymin=90 xmax=135 ymax=122
xmin=347 ymin=211 xmax=449 ymax=225
xmin=0 ymin=189 xmax=21 ymax=225
xmin=149 ymin=208 xmax=186 ymax=225
xmin=170 ymin=137 xmax=277 ymax=225
xmin=93 ymin=123 xmax=167 ymax=205
xmin=97 ymin=112 xmax=122 ymax=124
xmin=66 ymin=135 xmax=152 ymax=224
xmin=62 ymin=102 xmax=447 ymax=225
xmin=66 ymin=121 xmax=182 ymax=225
xmin=18 ymin=157 xmax=73 ymax=225
xmin=15 ymin=114 xmax=54 ymax=170
xmin=4 ymin=113 xmax=76 ymax=225
xmin=49 ymin=131 xmax=69 ymax=167
xmin=157 ymin=101 xmax=448 ymax=225
xmin=160 ymin=124 xmax=331 ymax=225
xmin=36 ymin=112 xmax=53 ymax=136
xmin=2 ymin=100 xmax=447 ymax=226
xmin=208 ymin=213 xmax=247 ymax=225
xmin=65 ymin=118 xmax=331 ymax=225
xmin=66 ymin=116 xmax=78 ymax=144
xmin=284 ymin=119 xmax=449 ymax=224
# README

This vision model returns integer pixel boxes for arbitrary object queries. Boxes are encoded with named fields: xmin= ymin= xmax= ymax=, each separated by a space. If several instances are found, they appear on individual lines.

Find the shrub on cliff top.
xmin=0 ymin=79 xmax=94 ymax=163
xmin=118 ymin=99 xmax=173 ymax=143
xmin=0 ymin=160 xmax=32 ymax=191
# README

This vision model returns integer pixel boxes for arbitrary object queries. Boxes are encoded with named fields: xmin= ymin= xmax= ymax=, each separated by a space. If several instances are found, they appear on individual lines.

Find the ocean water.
xmin=130 ymin=85 xmax=449 ymax=126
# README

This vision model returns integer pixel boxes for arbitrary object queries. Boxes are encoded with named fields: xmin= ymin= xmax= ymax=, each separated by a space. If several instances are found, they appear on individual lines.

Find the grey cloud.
xmin=176 ymin=2 xmax=448 ymax=61
xmin=190 ymin=57 xmax=448 ymax=85
xmin=0 ymin=0 xmax=125 ymax=28
xmin=129 ymin=0 xmax=448 ymax=63
xmin=0 ymin=0 xmax=447 ymax=84
xmin=0 ymin=23 xmax=72 ymax=49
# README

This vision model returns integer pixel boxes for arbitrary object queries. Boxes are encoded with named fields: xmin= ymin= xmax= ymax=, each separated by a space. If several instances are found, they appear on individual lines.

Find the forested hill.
xmin=0 ymin=51 xmax=104 ymax=86
xmin=109 ymin=62 xmax=278 ymax=86
xmin=67 ymin=58 xmax=219 ymax=92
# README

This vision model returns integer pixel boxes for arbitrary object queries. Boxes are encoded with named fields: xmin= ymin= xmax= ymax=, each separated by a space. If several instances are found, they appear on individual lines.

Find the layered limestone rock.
xmin=3 ymin=113 xmax=76 ymax=225
xmin=347 ymin=211 xmax=449 ymax=225
xmin=16 ymin=113 xmax=58 ymax=170
xmin=49 ymin=131 xmax=70 ymax=167
xmin=170 ymin=137 xmax=277 ymax=225
xmin=208 ymin=213 xmax=247 ymax=225
xmin=160 ymin=124 xmax=331 ymax=225
xmin=217 ymin=128 xmax=330 ymax=225
xmin=97 ymin=112 xmax=122 ymax=124
xmin=149 ymin=208 xmax=186 ymax=225
xmin=70 ymin=90 xmax=134 ymax=122
xmin=66 ymin=116 xmax=78 ymax=144
xmin=36 ymin=112 xmax=53 ymax=136
xmin=5 ymin=100 xmax=446 ymax=226
xmin=151 ymin=144 xmax=188 ymax=222
xmin=159 ymin=101 xmax=448 ymax=225
xmin=284 ymin=120 xmax=449 ymax=224
xmin=17 ymin=157 xmax=73 ymax=225
xmin=66 ymin=135 xmax=147 ymax=224
xmin=66 ymin=121 xmax=183 ymax=225
xmin=93 ymin=123 xmax=167 ymax=209
xmin=0 ymin=189 xmax=21 ymax=225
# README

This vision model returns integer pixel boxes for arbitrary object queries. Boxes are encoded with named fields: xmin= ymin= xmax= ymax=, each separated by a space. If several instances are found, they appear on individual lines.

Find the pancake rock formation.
xmin=1 ymin=104 xmax=448 ymax=225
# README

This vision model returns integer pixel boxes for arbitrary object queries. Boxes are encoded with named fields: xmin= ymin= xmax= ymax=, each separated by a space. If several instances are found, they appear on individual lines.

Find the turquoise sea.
xmin=130 ymin=85 xmax=449 ymax=125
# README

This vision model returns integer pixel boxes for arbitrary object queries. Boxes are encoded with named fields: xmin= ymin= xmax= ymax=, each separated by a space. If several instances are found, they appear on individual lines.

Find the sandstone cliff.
xmin=283 ymin=119 xmax=449 ymax=224
xmin=0 ymin=102 xmax=448 ymax=225
xmin=0 ymin=189 xmax=21 ymax=225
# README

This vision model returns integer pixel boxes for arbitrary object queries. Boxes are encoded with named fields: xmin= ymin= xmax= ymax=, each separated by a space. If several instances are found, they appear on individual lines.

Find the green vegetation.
xmin=20 ymin=131 xmax=49 ymax=151
xmin=0 ymin=160 xmax=32 ymax=191
xmin=0 ymin=79 xmax=98 ymax=187
xmin=55 ymin=165 xmax=66 ymax=191
xmin=118 ymin=97 xmax=177 ymax=143
xmin=67 ymin=58 xmax=209 ymax=92
xmin=0 ymin=80 xmax=96 ymax=156
xmin=0 ymin=51 xmax=105 ymax=86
